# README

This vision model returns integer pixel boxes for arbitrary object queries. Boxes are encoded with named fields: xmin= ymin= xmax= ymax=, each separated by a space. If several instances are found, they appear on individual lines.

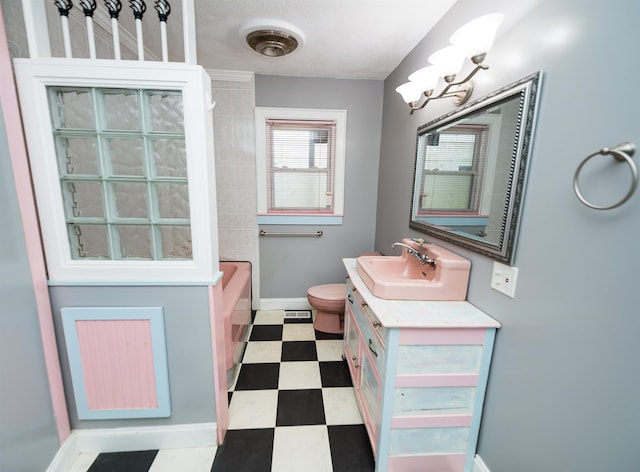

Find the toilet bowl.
xmin=307 ymin=252 xmax=380 ymax=334
xmin=307 ymin=283 xmax=346 ymax=334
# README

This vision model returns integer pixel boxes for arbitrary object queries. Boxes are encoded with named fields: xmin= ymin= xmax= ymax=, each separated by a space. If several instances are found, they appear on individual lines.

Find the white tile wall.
xmin=211 ymin=73 xmax=260 ymax=306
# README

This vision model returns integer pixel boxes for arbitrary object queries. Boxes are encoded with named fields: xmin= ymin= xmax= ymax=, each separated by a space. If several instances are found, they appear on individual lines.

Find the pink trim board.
xmin=399 ymin=327 xmax=486 ymax=345
xmin=387 ymin=453 xmax=466 ymax=472
xmin=0 ymin=3 xmax=70 ymax=442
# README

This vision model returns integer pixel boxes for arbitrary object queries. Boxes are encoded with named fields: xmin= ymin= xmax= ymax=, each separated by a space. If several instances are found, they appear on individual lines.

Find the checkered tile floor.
xmin=70 ymin=310 xmax=375 ymax=472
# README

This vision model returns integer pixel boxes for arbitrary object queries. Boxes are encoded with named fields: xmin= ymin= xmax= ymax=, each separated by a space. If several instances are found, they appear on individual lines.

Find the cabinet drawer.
xmin=346 ymin=299 xmax=386 ymax=376
xmin=346 ymin=279 xmax=388 ymax=346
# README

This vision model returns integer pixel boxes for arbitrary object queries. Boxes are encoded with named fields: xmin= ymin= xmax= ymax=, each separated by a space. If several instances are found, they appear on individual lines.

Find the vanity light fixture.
xmin=396 ymin=13 xmax=504 ymax=114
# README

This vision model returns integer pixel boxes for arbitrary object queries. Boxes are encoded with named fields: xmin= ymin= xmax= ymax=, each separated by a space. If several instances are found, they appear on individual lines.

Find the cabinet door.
xmin=360 ymin=343 xmax=383 ymax=453
xmin=344 ymin=306 xmax=361 ymax=388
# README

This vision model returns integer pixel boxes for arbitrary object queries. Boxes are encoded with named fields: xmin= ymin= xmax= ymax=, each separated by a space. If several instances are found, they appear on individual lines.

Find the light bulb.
xmin=428 ymin=46 xmax=466 ymax=80
xmin=450 ymin=13 xmax=504 ymax=59
xmin=408 ymin=66 xmax=440 ymax=92
xmin=395 ymin=82 xmax=423 ymax=104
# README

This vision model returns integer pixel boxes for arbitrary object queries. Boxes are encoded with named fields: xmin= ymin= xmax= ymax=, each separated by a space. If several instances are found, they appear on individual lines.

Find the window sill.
xmin=257 ymin=215 xmax=343 ymax=225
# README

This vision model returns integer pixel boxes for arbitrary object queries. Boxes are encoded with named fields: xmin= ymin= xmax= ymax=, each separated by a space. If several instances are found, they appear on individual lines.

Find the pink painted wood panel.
xmin=388 ymin=453 xmax=466 ymax=472
xmin=209 ymin=283 xmax=229 ymax=444
xmin=0 ymin=5 xmax=70 ymax=442
xmin=391 ymin=413 xmax=472 ymax=429
xmin=395 ymin=373 xmax=479 ymax=388
xmin=76 ymin=319 xmax=158 ymax=410
xmin=399 ymin=327 xmax=486 ymax=345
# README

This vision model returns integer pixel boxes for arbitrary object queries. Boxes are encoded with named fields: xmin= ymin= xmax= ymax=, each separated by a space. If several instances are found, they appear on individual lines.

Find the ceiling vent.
xmin=246 ymin=29 xmax=299 ymax=57
xmin=241 ymin=20 xmax=304 ymax=58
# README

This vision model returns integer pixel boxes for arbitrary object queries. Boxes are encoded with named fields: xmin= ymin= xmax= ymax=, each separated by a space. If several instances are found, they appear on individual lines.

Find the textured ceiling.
xmin=191 ymin=0 xmax=458 ymax=80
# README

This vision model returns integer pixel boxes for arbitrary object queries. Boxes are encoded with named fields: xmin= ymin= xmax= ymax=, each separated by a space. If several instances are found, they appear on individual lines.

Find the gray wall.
xmin=49 ymin=286 xmax=216 ymax=429
xmin=0 ymin=106 xmax=60 ymax=471
xmin=377 ymin=0 xmax=640 ymax=470
xmin=255 ymin=76 xmax=383 ymax=298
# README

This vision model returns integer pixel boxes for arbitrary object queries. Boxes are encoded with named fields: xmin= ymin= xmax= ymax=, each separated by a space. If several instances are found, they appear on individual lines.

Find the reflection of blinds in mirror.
xmin=420 ymin=125 xmax=489 ymax=213
xmin=265 ymin=119 xmax=336 ymax=213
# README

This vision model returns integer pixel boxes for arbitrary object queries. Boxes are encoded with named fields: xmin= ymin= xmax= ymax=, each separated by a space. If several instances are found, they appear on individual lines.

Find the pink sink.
xmin=355 ymin=239 xmax=471 ymax=300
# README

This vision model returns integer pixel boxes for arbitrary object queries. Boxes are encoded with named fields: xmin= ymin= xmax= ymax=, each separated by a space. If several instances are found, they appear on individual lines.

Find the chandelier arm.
xmin=449 ymin=62 xmax=488 ymax=87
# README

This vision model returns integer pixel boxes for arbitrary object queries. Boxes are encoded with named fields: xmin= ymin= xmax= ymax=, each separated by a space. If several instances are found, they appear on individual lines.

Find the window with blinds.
xmin=265 ymin=119 xmax=336 ymax=213
xmin=255 ymin=108 xmax=347 ymax=224
xmin=418 ymin=124 xmax=489 ymax=214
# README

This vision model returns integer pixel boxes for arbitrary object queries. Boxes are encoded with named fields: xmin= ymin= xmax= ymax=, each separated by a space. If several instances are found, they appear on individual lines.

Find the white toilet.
xmin=307 ymin=252 xmax=380 ymax=334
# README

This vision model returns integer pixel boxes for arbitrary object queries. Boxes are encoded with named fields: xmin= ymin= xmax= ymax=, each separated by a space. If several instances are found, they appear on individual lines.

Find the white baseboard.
xmin=259 ymin=297 xmax=311 ymax=311
xmin=45 ymin=433 xmax=80 ymax=472
xmin=474 ymin=454 xmax=491 ymax=472
xmin=46 ymin=422 xmax=217 ymax=472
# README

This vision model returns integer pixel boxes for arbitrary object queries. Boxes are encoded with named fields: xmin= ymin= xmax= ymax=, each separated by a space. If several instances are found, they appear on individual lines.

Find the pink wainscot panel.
xmin=76 ymin=319 xmax=158 ymax=410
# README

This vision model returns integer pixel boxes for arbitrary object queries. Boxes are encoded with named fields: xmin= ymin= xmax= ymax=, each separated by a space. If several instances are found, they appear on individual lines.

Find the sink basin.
xmin=356 ymin=239 xmax=470 ymax=300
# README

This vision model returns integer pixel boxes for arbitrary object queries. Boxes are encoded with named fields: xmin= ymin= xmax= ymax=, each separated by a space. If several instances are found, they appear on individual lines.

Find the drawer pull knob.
xmin=348 ymin=294 xmax=353 ymax=304
xmin=372 ymin=320 xmax=382 ymax=328
xmin=361 ymin=301 xmax=368 ymax=308
xmin=368 ymin=339 xmax=378 ymax=357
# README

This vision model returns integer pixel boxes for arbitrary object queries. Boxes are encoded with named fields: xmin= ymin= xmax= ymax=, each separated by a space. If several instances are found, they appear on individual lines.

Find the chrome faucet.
xmin=391 ymin=242 xmax=437 ymax=268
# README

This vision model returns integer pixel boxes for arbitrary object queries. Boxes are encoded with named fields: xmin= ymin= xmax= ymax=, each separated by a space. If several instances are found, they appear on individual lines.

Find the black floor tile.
xmin=88 ymin=450 xmax=158 ymax=472
xmin=328 ymin=424 xmax=375 ymax=472
xmin=276 ymin=389 xmax=326 ymax=426
xmin=212 ymin=428 xmax=274 ymax=472
xmin=227 ymin=391 xmax=233 ymax=405
xmin=281 ymin=340 xmax=318 ymax=361
xmin=315 ymin=330 xmax=344 ymax=340
xmin=319 ymin=360 xmax=353 ymax=387
xmin=249 ymin=324 xmax=283 ymax=341
xmin=233 ymin=363 xmax=280 ymax=390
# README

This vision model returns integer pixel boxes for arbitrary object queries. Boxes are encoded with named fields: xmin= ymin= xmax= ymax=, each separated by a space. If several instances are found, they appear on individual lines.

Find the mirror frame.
xmin=409 ymin=71 xmax=542 ymax=264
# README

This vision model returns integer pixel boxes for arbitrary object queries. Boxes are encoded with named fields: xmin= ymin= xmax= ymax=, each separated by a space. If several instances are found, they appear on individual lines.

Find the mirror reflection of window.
xmin=419 ymin=124 xmax=489 ymax=213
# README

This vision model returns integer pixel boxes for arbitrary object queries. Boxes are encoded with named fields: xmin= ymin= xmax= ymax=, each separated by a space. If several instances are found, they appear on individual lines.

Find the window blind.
xmin=265 ymin=119 xmax=337 ymax=213
xmin=419 ymin=124 xmax=489 ymax=213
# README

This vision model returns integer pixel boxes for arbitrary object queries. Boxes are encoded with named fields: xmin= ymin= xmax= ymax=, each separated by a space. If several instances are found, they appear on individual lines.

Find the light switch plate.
xmin=491 ymin=261 xmax=519 ymax=298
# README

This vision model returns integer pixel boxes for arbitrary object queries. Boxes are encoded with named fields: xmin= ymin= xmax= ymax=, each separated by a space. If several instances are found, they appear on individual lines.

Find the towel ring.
xmin=573 ymin=142 xmax=638 ymax=210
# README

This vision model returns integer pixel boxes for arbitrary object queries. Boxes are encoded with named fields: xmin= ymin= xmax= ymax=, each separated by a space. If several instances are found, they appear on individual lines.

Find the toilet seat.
xmin=307 ymin=283 xmax=345 ymax=301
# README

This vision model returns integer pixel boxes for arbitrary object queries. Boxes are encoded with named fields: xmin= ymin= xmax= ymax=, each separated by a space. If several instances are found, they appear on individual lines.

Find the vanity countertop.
xmin=344 ymin=258 xmax=500 ymax=329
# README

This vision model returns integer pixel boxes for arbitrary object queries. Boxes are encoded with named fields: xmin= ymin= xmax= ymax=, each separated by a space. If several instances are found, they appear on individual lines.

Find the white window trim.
xmin=14 ymin=58 xmax=219 ymax=284
xmin=255 ymin=107 xmax=346 ymax=225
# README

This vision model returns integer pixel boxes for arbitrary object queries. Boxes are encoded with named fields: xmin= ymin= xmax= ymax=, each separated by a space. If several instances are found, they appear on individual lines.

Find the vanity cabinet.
xmin=343 ymin=259 xmax=501 ymax=472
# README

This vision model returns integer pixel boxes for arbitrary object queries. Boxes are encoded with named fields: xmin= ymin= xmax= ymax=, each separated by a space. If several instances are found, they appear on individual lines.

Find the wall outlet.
xmin=490 ymin=261 xmax=519 ymax=298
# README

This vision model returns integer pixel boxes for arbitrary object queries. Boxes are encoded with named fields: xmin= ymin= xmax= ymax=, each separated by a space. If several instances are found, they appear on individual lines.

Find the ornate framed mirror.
xmin=409 ymin=71 xmax=542 ymax=264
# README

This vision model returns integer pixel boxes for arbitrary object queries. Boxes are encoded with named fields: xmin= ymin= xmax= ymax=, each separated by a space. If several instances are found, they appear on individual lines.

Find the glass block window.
xmin=48 ymin=87 xmax=191 ymax=260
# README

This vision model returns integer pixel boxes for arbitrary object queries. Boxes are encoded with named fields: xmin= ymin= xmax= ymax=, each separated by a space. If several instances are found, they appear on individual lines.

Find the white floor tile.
xmin=271 ymin=425 xmax=333 ymax=472
xmin=278 ymin=361 xmax=322 ymax=390
xmin=241 ymin=340 xmax=282 ymax=363
xmin=228 ymin=390 xmax=278 ymax=429
xmin=316 ymin=339 xmax=345 ymax=361
xmin=68 ymin=452 xmax=99 ymax=472
xmin=149 ymin=447 xmax=217 ymax=472
xmin=254 ymin=310 xmax=285 ymax=325
xmin=322 ymin=387 xmax=364 ymax=425
xmin=282 ymin=323 xmax=316 ymax=341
